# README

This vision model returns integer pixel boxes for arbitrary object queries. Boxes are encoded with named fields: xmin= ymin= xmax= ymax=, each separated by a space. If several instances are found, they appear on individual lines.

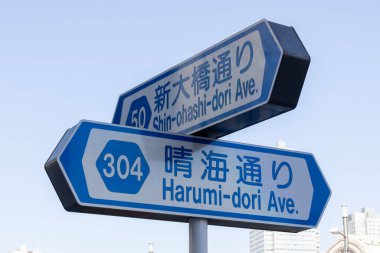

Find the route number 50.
xmin=131 ymin=107 xmax=146 ymax=128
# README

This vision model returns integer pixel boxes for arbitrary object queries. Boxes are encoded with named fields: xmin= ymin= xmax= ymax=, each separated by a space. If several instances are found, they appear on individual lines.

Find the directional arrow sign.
xmin=112 ymin=19 xmax=310 ymax=138
xmin=45 ymin=120 xmax=330 ymax=232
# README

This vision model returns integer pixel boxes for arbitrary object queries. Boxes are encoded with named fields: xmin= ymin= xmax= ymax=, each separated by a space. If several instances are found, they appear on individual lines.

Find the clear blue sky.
xmin=1 ymin=0 xmax=379 ymax=252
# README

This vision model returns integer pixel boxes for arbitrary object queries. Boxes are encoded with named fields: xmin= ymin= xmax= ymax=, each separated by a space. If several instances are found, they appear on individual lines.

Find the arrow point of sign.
xmin=192 ymin=21 xmax=311 ymax=138
xmin=306 ymin=155 xmax=332 ymax=227
xmin=45 ymin=125 xmax=82 ymax=212
xmin=267 ymin=21 xmax=311 ymax=110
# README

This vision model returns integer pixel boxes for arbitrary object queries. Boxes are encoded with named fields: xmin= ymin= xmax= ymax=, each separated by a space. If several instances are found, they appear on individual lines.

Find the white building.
xmin=149 ymin=242 xmax=154 ymax=253
xmin=348 ymin=208 xmax=380 ymax=237
xmin=250 ymin=228 xmax=320 ymax=253
xmin=9 ymin=245 xmax=40 ymax=253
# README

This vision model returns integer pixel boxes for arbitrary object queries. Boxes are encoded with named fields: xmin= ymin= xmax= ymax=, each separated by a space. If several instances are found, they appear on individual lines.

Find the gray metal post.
xmin=342 ymin=206 xmax=349 ymax=253
xmin=189 ymin=218 xmax=208 ymax=253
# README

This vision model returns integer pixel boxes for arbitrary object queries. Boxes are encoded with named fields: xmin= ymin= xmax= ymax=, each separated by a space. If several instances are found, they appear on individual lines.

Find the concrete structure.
xmin=327 ymin=208 xmax=380 ymax=253
xmin=326 ymin=235 xmax=380 ymax=253
xmin=249 ymin=228 xmax=320 ymax=253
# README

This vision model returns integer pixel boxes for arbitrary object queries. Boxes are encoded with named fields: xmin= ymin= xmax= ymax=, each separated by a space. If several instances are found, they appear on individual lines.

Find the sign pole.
xmin=189 ymin=218 xmax=208 ymax=253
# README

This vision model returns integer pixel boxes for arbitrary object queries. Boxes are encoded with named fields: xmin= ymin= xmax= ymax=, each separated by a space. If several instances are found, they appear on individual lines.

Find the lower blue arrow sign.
xmin=45 ymin=120 xmax=330 ymax=232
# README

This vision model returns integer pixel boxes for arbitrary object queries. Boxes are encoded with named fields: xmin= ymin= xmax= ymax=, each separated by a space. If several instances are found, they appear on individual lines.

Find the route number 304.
xmin=102 ymin=153 xmax=143 ymax=181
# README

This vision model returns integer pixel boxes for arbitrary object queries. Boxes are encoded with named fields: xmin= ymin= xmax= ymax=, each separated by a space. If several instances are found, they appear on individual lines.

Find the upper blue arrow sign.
xmin=112 ymin=20 xmax=310 ymax=138
xmin=45 ymin=120 xmax=330 ymax=232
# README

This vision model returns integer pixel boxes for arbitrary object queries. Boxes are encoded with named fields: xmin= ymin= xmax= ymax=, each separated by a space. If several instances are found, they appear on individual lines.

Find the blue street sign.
xmin=112 ymin=20 xmax=310 ymax=138
xmin=45 ymin=120 xmax=330 ymax=232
